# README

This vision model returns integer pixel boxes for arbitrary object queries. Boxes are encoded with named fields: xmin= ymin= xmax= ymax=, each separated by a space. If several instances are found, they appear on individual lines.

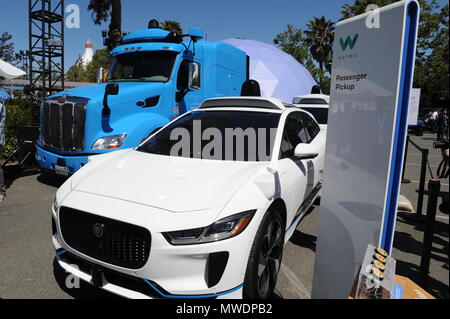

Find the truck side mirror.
xmin=188 ymin=62 xmax=200 ymax=91
xmin=103 ymin=83 xmax=119 ymax=116
xmin=105 ymin=83 xmax=119 ymax=95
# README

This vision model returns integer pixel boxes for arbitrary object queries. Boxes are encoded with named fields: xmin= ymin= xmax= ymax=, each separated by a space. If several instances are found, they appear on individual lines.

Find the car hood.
xmin=71 ymin=150 xmax=267 ymax=213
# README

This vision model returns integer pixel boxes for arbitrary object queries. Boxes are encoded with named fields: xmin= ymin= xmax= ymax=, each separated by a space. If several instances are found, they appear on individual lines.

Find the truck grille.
xmin=59 ymin=207 xmax=151 ymax=269
xmin=42 ymin=99 xmax=86 ymax=151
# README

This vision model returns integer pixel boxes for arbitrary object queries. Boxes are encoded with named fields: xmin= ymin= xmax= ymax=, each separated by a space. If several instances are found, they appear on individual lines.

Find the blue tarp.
xmin=0 ymin=89 xmax=11 ymax=102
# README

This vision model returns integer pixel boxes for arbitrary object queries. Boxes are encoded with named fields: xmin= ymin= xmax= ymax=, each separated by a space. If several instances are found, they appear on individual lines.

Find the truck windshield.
xmin=137 ymin=110 xmax=281 ymax=162
xmin=107 ymin=51 xmax=178 ymax=83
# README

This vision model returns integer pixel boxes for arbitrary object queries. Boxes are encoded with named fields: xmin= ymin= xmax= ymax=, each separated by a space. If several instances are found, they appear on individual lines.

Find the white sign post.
xmin=312 ymin=1 xmax=420 ymax=299
xmin=408 ymin=88 xmax=421 ymax=126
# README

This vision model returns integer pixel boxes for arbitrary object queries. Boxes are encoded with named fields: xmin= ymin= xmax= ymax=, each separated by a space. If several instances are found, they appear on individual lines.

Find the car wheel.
xmin=243 ymin=209 xmax=284 ymax=299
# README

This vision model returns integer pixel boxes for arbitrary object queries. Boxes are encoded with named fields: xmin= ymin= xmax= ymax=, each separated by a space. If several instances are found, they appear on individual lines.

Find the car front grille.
xmin=42 ymin=99 xmax=86 ymax=151
xmin=59 ymin=207 xmax=151 ymax=269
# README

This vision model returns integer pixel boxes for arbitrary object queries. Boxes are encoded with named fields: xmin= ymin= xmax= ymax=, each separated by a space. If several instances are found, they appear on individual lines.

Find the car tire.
xmin=243 ymin=208 xmax=285 ymax=299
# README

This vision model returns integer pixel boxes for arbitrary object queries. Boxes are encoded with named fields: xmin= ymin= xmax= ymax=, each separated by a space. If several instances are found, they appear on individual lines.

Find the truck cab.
xmin=36 ymin=26 xmax=248 ymax=175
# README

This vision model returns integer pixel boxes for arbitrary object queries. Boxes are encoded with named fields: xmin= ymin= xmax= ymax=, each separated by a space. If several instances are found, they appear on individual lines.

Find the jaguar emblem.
xmin=92 ymin=223 xmax=105 ymax=239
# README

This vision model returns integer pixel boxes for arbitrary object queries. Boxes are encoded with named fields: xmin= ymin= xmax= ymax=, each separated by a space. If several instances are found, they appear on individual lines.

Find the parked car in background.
xmin=52 ymin=97 xmax=325 ymax=299
xmin=293 ymin=94 xmax=330 ymax=130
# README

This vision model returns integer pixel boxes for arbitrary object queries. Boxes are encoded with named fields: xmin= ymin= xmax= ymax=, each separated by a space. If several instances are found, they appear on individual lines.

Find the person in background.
xmin=0 ymin=93 xmax=7 ymax=202
xmin=430 ymin=109 xmax=439 ymax=132
xmin=436 ymin=109 xmax=445 ymax=141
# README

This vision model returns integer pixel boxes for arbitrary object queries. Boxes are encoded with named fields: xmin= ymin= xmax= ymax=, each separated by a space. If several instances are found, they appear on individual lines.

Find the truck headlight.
xmin=163 ymin=211 xmax=256 ymax=245
xmin=92 ymin=134 xmax=127 ymax=150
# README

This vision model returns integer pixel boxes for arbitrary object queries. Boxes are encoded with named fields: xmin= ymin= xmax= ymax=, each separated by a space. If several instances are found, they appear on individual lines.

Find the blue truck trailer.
xmin=36 ymin=24 xmax=248 ymax=175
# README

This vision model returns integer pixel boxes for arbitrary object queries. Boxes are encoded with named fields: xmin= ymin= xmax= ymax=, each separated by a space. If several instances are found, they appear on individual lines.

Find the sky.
xmin=0 ymin=0 xmax=447 ymax=71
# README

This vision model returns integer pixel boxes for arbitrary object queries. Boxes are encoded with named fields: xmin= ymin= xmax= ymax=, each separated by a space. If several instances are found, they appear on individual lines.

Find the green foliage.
xmin=161 ymin=20 xmax=183 ymax=35
xmin=0 ymin=31 xmax=15 ymax=62
xmin=66 ymin=49 xmax=111 ymax=83
xmin=88 ymin=0 xmax=121 ymax=29
xmin=1 ymin=98 xmax=34 ymax=159
xmin=304 ymin=16 xmax=335 ymax=86
xmin=273 ymin=25 xmax=311 ymax=65
xmin=273 ymin=21 xmax=334 ymax=94
xmin=414 ymin=1 xmax=449 ymax=109
xmin=340 ymin=0 xmax=396 ymax=19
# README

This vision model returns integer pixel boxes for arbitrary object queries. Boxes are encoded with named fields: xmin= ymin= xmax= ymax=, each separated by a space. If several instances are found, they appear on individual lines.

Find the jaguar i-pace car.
xmin=52 ymin=97 xmax=325 ymax=299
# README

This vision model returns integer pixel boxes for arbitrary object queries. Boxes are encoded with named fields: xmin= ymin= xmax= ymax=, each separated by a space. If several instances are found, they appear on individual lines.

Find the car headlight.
xmin=92 ymin=134 xmax=127 ymax=150
xmin=163 ymin=211 xmax=256 ymax=245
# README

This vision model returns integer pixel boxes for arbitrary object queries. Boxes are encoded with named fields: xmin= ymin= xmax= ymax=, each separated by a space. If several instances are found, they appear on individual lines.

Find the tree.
xmin=88 ymin=0 xmax=122 ymax=38
xmin=65 ymin=60 xmax=84 ymax=82
xmin=85 ymin=49 xmax=111 ymax=82
xmin=66 ymin=49 xmax=111 ymax=83
xmin=273 ymin=24 xmax=333 ymax=94
xmin=341 ymin=0 xmax=396 ymax=19
xmin=273 ymin=25 xmax=311 ymax=65
xmin=161 ymin=20 xmax=183 ymax=35
xmin=0 ymin=32 xmax=15 ymax=62
xmin=304 ymin=17 xmax=335 ymax=87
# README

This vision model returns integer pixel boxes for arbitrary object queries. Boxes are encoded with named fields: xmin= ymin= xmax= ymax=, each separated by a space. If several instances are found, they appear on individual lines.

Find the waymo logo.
xmin=339 ymin=34 xmax=359 ymax=51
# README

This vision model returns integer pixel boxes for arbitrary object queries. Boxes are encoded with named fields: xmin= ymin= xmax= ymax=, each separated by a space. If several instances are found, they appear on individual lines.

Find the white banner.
xmin=408 ymin=88 xmax=421 ymax=126
xmin=312 ymin=0 xmax=420 ymax=299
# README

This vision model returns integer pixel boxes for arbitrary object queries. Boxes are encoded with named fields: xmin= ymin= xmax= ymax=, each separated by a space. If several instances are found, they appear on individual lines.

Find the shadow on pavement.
xmin=397 ymin=211 xmax=449 ymax=238
xmin=289 ymin=231 xmax=317 ymax=252
xmin=3 ymin=166 xmax=40 ymax=191
xmin=394 ymin=211 xmax=449 ymax=299
xmin=53 ymin=258 xmax=120 ymax=299
xmin=37 ymin=173 xmax=67 ymax=188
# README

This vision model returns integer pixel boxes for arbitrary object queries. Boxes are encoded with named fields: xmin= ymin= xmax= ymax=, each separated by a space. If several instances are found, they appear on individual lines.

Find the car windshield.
xmin=138 ymin=110 xmax=281 ymax=162
xmin=300 ymin=107 xmax=329 ymax=125
xmin=107 ymin=51 xmax=177 ymax=83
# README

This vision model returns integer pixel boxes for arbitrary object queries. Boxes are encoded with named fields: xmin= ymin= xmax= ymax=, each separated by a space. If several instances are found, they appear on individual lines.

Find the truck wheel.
xmin=243 ymin=209 xmax=284 ymax=299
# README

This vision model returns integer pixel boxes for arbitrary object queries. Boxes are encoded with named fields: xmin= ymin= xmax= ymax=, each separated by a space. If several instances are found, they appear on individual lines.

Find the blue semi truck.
xmin=36 ymin=25 xmax=248 ymax=175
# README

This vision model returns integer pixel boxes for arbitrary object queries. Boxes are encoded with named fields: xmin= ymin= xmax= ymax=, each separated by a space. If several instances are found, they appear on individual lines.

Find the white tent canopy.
xmin=0 ymin=59 xmax=26 ymax=80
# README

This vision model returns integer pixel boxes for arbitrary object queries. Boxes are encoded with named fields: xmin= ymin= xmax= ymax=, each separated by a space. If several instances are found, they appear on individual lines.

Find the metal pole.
xmin=419 ymin=178 xmax=441 ymax=288
xmin=416 ymin=148 xmax=429 ymax=218
xmin=402 ymin=135 xmax=411 ymax=183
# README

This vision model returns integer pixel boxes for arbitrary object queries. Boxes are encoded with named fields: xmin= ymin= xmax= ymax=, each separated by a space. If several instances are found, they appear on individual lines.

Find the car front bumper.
xmin=51 ymin=192 xmax=263 ymax=299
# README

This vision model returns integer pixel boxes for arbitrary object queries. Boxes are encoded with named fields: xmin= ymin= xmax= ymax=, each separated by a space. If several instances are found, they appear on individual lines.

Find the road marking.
xmin=279 ymin=263 xmax=311 ymax=299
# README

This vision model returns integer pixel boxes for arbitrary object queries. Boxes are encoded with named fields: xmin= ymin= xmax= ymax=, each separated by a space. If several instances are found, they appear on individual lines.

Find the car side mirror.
xmin=294 ymin=143 xmax=319 ymax=160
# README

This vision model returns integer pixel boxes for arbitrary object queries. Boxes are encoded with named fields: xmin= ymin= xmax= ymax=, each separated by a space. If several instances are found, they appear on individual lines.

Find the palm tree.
xmin=161 ymin=20 xmax=183 ymax=36
xmin=304 ymin=17 xmax=335 ymax=87
xmin=88 ymin=0 xmax=122 ymax=36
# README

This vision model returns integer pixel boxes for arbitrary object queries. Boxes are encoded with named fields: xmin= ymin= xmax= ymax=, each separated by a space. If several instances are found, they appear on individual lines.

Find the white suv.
xmin=52 ymin=97 xmax=325 ymax=299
